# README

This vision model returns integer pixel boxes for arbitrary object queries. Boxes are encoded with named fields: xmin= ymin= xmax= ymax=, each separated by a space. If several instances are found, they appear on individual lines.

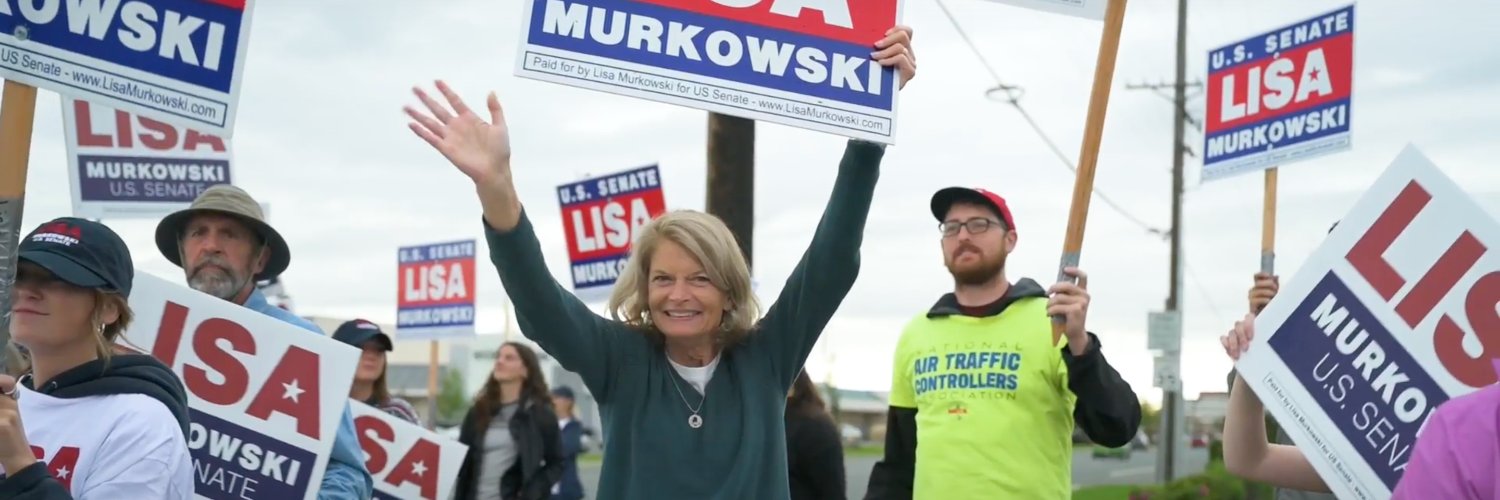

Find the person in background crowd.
xmin=455 ymin=342 xmax=563 ymax=500
xmin=401 ymin=25 xmax=914 ymax=498
xmin=786 ymin=370 xmax=846 ymax=500
xmin=1222 ymin=272 xmax=1336 ymax=500
xmin=154 ymin=185 xmax=373 ymax=499
xmin=1221 ymin=275 xmax=1498 ymax=498
xmin=549 ymin=386 xmax=585 ymax=500
xmin=334 ymin=319 xmax=422 ymax=426
xmin=866 ymin=187 xmax=1141 ymax=499
xmin=1220 ymin=223 xmax=1340 ymax=500
xmin=0 ymin=218 xmax=193 ymax=498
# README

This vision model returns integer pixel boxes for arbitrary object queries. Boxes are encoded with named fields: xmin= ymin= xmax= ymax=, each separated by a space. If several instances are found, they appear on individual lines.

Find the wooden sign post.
xmin=0 ymin=80 xmax=40 ymax=373
xmin=1052 ymin=0 xmax=1129 ymax=344
xmin=1262 ymin=167 xmax=1278 ymax=275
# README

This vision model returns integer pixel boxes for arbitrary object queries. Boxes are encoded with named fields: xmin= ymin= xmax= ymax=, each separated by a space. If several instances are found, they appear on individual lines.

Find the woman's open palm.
xmin=404 ymin=80 xmax=511 ymax=185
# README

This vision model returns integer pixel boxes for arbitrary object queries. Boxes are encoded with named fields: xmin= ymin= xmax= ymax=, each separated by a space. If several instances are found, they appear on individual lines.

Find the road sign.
xmin=1153 ymin=352 xmax=1181 ymax=391
xmin=1148 ymin=310 xmax=1182 ymax=352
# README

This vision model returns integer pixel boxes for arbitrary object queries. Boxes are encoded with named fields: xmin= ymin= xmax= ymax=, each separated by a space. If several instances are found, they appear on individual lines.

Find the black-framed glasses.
xmin=940 ymin=218 xmax=1004 ymax=237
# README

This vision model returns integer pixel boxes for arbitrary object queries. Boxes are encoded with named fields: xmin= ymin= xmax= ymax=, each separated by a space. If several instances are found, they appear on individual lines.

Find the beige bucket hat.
xmin=154 ymin=185 xmax=290 ymax=281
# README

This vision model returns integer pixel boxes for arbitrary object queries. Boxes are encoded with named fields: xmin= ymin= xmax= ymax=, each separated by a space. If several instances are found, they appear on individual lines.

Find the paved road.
xmin=577 ymin=446 xmax=1210 ymax=498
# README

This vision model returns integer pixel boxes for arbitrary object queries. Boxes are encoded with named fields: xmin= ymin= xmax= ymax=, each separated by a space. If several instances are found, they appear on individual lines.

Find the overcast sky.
xmin=10 ymin=0 xmax=1500 ymax=402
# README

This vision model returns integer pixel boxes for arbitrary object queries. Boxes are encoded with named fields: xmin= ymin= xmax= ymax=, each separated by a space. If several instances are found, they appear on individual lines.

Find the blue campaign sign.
xmin=1201 ymin=4 xmax=1355 ymax=181
xmin=187 ymin=408 xmax=318 ymax=500
xmin=1267 ymin=272 xmax=1448 ymax=490
xmin=1234 ymin=145 xmax=1500 ymax=497
xmin=513 ymin=0 xmax=904 ymax=144
xmin=396 ymin=240 xmax=478 ymax=340
xmin=0 ymin=0 xmax=256 ymax=137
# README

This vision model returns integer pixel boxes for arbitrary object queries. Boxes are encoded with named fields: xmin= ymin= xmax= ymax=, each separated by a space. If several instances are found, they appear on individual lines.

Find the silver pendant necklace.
xmin=667 ymin=357 xmax=706 ymax=429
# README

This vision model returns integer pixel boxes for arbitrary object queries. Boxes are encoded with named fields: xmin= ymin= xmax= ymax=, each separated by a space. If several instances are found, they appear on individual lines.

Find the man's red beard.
xmin=945 ymin=244 xmax=1007 ymax=286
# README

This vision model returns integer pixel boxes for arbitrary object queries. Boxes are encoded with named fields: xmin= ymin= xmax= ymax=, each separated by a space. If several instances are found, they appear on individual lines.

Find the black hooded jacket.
xmin=0 ymin=354 xmax=191 ymax=499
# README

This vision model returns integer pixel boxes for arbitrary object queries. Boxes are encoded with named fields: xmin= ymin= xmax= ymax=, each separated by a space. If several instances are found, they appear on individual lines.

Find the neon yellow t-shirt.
xmin=887 ymin=296 xmax=1077 ymax=499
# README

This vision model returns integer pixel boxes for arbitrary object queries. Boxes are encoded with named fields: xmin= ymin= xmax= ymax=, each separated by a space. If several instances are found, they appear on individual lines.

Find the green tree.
xmin=1140 ymin=399 xmax=1162 ymax=439
xmin=436 ymin=368 xmax=470 ymax=427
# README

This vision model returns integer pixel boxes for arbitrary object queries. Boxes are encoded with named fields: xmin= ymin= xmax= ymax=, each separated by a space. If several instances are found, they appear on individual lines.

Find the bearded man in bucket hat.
xmin=155 ymin=184 xmax=374 ymax=499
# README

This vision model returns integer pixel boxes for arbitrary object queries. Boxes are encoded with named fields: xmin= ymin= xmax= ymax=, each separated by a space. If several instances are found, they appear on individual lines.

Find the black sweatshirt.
xmin=864 ymin=278 xmax=1142 ymax=499
xmin=786 ymin=411 xmax=847 ymax=500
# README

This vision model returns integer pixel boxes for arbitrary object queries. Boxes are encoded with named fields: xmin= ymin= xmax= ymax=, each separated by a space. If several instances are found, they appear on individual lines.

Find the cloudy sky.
xmin=10 ymin=0 xmax=1499 ymax=403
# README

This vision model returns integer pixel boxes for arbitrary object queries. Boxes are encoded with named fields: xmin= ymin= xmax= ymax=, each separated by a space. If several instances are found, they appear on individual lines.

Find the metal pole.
xmin=1157 ymin=0 xmax=1189 ymax=483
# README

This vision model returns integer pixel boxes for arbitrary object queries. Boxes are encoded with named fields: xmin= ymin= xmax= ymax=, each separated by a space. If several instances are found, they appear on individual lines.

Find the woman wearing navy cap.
xmin=334 ymin=319 xmax=423 ymax=426
xmin=0 ymin=217 xmax=193 ymax=499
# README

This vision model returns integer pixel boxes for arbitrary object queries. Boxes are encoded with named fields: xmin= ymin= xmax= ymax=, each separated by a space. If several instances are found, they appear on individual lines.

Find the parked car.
xmin=840 ymin=423 xmax=864 ymax=446
xmin=1092 ymin=444 xmax=1131 ymax=460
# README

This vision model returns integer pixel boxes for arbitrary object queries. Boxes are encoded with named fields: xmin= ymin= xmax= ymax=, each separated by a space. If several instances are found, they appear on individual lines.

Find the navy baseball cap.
xmin=333 ymin=319 xmax=393 ymax=351
xmin=18 ymin=217 xmax=134 ymax=297
xmin=930 ymin=187 xmax=1017 ymax=232
xmin=552 ymin=386 xmax=576 ymax=400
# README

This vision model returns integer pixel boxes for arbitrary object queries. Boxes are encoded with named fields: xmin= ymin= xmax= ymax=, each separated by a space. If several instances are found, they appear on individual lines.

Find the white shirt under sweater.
xmin=8 ymin=384 xmax=194 ymax=499
xmin=668 ymin=353 xmax=721 ymax=395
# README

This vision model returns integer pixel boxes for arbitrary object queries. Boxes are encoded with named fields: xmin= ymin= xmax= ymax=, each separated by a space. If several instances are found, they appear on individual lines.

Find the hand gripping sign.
xmin=1202 ymin=5 xmax=1355 ymax=181
xmin=119 ymin=272 xmax=359 ymax=500
xmin=352 ymin=401 xmax=468 ymax=500
xmin=61 ymin=97 xmax=234 ymax=220
xmin=1235 ymin=145 xmax=1500 ymax=499
xmin=0 ymin=0 xmax=257 ymax=137
xmin=514 ymin=0 xmax=903 ymax=144
xmin=558 ymin=164 xmax=667 ymax=302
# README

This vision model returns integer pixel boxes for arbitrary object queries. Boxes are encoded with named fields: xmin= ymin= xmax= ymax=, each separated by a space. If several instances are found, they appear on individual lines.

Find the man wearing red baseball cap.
xmin=865 ymin=187 xmax=1142 ymax=500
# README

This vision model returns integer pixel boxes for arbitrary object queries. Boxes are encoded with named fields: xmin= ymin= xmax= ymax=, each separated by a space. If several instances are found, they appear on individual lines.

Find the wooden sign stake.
xmin=0 ymin=80 xmax=40 ymax=373
xmin=1053 ymin=0 xmax=1129 ymax=345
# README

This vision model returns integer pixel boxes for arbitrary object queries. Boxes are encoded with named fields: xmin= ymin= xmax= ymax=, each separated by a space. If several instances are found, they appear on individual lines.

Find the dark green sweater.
xmin=481 ymin=139 xmax=884 ymax=499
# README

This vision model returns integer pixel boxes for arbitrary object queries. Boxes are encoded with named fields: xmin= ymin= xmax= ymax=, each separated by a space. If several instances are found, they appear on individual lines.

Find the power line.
xmin=935 ymin=0 xmax=1231 ymax=338
xmin=933 ymin=0 xmax=1169 ymax=238
xmin=1182 ymin=260 xmax=1225 ymax=326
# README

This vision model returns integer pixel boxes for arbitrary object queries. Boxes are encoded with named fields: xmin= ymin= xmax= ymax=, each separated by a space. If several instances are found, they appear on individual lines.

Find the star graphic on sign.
xmin=411 ymin=461 xmax=428 ymax=476
xmin=1309 ymin=68 xmax=1321 ymax=81
xmin=56 ymin=466 xmax=70 ymax=480
xmin=282 ymin=381 xmax=305 ymax=402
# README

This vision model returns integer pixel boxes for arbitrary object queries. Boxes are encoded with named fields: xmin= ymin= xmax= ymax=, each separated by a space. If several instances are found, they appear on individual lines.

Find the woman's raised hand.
xmin=1220 ymin=313 xmax=1257 ymax=361
xmin=404 ymin=80 xmax=512 ymax=187
xmin=873 ymin=25 xmax=916 ymax=89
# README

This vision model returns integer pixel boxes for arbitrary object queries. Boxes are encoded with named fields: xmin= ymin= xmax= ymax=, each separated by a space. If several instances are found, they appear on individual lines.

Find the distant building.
xmin=1186 ymin=391 xmax=1229 ymax=437
xmin=821 ymin=386 xmax=889 ymax=444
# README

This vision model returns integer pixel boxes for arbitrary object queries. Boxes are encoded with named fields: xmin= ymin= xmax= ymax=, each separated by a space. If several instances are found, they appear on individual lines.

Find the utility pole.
xmin=705 ymin=112 xmax=755 ymax=266
xmin=1125 ymin=0 xmax=1200 ymax=483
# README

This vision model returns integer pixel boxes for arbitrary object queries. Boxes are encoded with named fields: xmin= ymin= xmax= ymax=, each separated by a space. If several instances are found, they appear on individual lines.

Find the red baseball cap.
xmin=930 ymin=187 xmax=1016 ymax=232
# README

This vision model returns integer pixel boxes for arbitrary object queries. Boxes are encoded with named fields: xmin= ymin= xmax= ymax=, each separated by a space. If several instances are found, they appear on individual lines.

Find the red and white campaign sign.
xmin=118 ymin=272 xmax=359 ymax=500
xmin=557 ymin=164 xmax=668 ymax=302
xmin=1202 ymin=5 xmax=1355 ymax=180
xmin=61 ymin=98 xmax=235 ymax=220
xmin=352 ymin=401 xmax=468 ymax=500
xmin=1235 ymin=145 xmax=1500 ymax=499
xmin=397 ymin=240 xmax=477 ymax=340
